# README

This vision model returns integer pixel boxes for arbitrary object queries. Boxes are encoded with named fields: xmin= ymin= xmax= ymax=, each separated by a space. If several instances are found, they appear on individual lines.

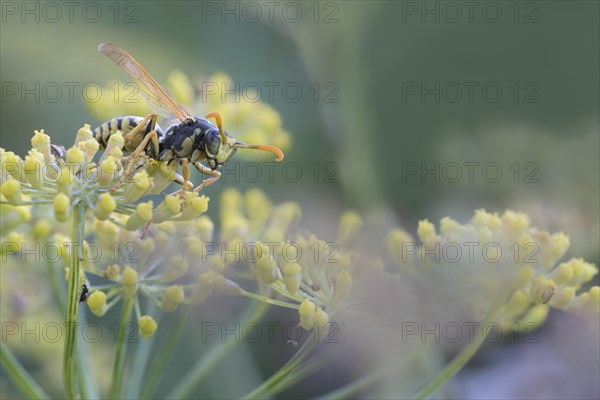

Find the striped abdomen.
xmin=93 ymin=116 xmax=164 ymax=152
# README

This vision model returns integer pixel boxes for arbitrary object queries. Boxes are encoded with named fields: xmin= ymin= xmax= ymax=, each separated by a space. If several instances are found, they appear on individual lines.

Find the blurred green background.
xmin=1 ymin=1 xmax=598 ymax=398
xmin=2 ymin=1 xmax=597 ymax=255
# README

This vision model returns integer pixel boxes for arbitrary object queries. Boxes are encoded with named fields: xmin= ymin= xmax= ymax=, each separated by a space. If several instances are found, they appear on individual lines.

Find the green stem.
xmin=408 ymin=299 xmax=506 ymax=400
xmin=124 ymin=303 xmax=158 ymax=399
xmin=110 ymin=295 xmax=134 ymax=399
xmin=240 ymin=290 xmax=299 ymax=309
xmin=63 ymin=205 xmax=85 ymax=399
xmin=242 ymin=339 xmax=317 ymax=399
xmin=166 ymin=302 xmax=270 ymax=399
xmin=1 ymin=342 xmax=50 ymax=399
xmin=316 ymin=369 xmax=386 ymax=400
xmin=267 ymin=358 xmax=327 ymax=397
xmin=139 ymin=307 xmax=190 ymax=399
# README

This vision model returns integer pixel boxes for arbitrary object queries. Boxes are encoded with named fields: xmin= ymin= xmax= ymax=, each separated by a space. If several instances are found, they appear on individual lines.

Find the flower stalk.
xmin=63 ymin=204 xmax=85 ymax=399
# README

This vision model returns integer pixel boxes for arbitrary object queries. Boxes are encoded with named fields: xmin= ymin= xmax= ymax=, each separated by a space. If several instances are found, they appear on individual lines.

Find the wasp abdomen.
xmin=93 ymin=116 xmax=164 ymax=152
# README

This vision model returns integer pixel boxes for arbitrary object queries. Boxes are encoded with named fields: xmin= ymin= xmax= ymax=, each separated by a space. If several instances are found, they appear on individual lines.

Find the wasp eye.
xmin=206 ymin=130 xmax=220 ymax=156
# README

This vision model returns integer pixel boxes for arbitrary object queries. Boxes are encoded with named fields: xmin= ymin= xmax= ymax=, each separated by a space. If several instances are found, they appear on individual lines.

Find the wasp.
xmin=93 ymin=43 xmax=284 ymax=192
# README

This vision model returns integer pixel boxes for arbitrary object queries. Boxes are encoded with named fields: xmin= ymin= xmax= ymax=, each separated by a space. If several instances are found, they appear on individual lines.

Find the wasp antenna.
xmin=205 ymin=112 xmax=228 ymax=142
xmin=235 ymin=143 xmax=284 ymax=161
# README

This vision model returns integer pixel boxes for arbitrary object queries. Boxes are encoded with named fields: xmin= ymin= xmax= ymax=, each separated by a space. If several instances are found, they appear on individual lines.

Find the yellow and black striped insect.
xmin=93 ymin=43 xmax=284 ymax=192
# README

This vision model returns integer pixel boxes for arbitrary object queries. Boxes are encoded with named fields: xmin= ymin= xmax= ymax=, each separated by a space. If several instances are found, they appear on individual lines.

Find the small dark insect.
xmin=310 ymin=284 xmax=321 ymax=292
xmin=79 ymin=284 xmax=89 ymax=303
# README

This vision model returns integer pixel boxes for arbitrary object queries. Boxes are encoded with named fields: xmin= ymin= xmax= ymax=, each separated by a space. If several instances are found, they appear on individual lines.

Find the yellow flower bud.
xmin=283 ymin=263 xmax=302 ymax=294
xmin=190 ymin=275 xmax=212 ymax=304
xmin=79 ymin=138 xmax=99 ymax=161
xmin=65 ymin=146 xmax=84 ymax=164
xmin=541 ymin=232 xmax=570 ymax=270
xmin=550 ymin=287 xmax=576 ymax=309
xmin=152 ymin=195 xmax=181 ymax=223
xmin=338 ymin=211 xmax=363 ymax=243
xmin=24 ymin=150 xmax=44 ymax=189
xmin=314 ymin=307 xmax=330 ymax=341
xmin=530 ymin=276 xmax=556 ymax=304
xmin=87 ymin=291 xmax=107 ymax=317
xmin=165 ymin=256 xmax=189 ymax=281
xmin=190 ymin=271 xmax=224 ymax=304
xmin=138 ymin=316 xmax=157 ymax=339
xmin=417 ymin=219 xmax=437 ymax=243
xmin=98 ymin=157 xmax=121 ymax=186
xmin=56 ymin=166 xmax=74 ymax=194
xmin=386 ymin=228 xmax=414 ymax=264
xmin=103 ymin=131 xmax=125 ymax=159
xmin=125 ymin=201 xmax=153 ymax=231
xmin=568 ymin=258 xmax=598 ymax=284
xmin=472 ymin=209 xmax=501 ymax=230
xmin=1 ymin=151 xmax=25 ymax=182
xmin=298 ymin=299 xmax=316 ymax=330
xmin=208 ymin=256 xmax=226 ymax=273
xmin=179 ymin=193 xmax=209 ymax=220
xmin=94 ymin=193 xmax=116 ymax=220
xmin=32 ymin=220 xmax=52 ymax=239
xmin=31 ymin=130 xmax=51 ymax=162
xmin=221 ymin=215 xmax=249 ymax=241
xmin=75 ymin=124 xmax=94 ymax=145
xmin=516 ymin=266 xmax=534 ymax=287
xmin=270 ymin=202 xmax=301 ymax=233
xmin=122 ymin=267 xmax=138 ymax=297
xmin=2 ymin=232 xmax=24 ymax=254
xmin=0 ymin=178 xmax=22 ymax=205
xmin=502 ymin=210 xmax=530 ymax=238
xmin=103 ymin=264 xmax=120 ymax=281
xmin=161 ymin=285 xmax=185 ymax=312
xmin=256 ymin=254 xmax=278 ymax=284
xmin=53 ymin=192 xmax=71 ymax=222
xmin=334 ymin=270 xmax=353 ymax=301
xmin=184 ymin=236 xmax=204 ymax=258
xmin=124 ymin=170 xmax=152 ymax=202
xmin=195 ymin=216 xmax=214 ymax=242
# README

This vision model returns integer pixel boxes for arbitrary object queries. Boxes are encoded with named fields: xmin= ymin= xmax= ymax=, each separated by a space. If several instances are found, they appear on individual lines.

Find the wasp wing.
xmin=98 ymin=43 xmax=192 ymax=122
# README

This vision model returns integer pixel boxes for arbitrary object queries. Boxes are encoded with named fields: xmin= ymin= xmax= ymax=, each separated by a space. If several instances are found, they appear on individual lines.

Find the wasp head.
xmin=204 ymin=128 xmax=238 ymax=170
xmin=204 ymin=128 xmax=285 ymax=170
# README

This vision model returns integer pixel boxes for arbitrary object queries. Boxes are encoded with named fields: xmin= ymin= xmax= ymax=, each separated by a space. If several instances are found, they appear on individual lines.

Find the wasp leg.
xmin=122 ymin=113 xmax=158 ymax=153
xmin=127 ymin=130 xmax=159 ymax=161
xmin=169 ymin=160 xmax=193 ymax=196
xmin=108 ymin=131 xmax=158 ymax=193
xmin=205 ymin=112 xmax=224 ymax=136
xmin=191 ymin=162 xmax=221 ymax=192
